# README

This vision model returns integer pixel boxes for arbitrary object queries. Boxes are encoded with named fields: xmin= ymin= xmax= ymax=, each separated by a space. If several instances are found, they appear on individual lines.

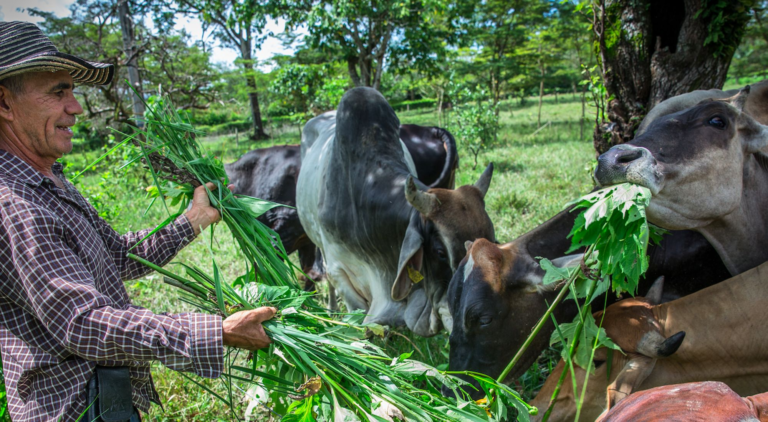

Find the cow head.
xmin=392 ymin=164 xmax=496 ymax=336
xmin=444 ymin=239 xmax=583 ymax=397
xmin=530 ymin=277 xmax=685 ymax=421
xmin=594 ymin=86 xmax=768 ymax=231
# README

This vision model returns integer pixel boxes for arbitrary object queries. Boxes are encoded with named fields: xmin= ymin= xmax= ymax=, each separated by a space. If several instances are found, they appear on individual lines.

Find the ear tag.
xmin=407 ymin=266 xmax=424 ymax=284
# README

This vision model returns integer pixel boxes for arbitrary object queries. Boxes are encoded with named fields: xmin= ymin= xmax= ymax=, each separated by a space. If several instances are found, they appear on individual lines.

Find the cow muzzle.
xmin=594 ymin=145 xmax=662 ymax=194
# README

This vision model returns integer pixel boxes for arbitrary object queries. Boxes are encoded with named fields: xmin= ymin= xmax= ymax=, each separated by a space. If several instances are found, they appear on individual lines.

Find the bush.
xmin=449 ymin=87 xmax=499 ymax=169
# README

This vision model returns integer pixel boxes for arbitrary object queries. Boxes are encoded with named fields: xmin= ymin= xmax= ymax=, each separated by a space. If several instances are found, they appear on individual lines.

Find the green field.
xmin=65 ymin=93 xmax=595 ymax=420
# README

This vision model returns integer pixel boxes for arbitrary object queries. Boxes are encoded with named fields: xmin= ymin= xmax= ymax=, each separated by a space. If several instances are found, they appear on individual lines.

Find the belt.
xmin=85 ymin=366 xmax=141 ymax=422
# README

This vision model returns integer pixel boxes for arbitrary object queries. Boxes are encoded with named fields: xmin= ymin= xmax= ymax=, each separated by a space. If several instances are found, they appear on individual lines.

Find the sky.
xmin=0 ymin=0 xmax=297 ymax=70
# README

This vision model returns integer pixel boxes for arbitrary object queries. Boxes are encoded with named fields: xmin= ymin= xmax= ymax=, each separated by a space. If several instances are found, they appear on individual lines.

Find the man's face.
xmin=5 ymin=71 xmax=83 ymax=160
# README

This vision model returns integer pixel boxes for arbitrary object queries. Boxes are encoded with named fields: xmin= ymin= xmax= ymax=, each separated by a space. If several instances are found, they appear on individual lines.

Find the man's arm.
xmin=95 ymin=183 xmax=224 ymax=281
xmin=0 ymin=197 xmax=271 ymax=376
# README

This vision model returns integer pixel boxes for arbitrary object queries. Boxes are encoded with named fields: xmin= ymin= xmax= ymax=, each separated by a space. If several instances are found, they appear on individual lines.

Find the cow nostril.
xmin=615 ymin=149 xmax=643 ymax=164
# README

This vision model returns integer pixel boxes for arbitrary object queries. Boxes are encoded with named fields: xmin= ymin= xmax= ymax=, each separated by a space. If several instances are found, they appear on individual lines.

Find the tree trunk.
xmin=347 ymin=57 xmax=363 ymax=87
xmin=581 ymin=81 xmax=588 ymax=140
xmin=537 ymin=42 xmax=545 ymax=128
xmin=240 ymin=44 xmax=268 ymax=140
xmin=592 ymin=0 xmax=753 ymax=154
xmin=117 ymin=0 xmax=144 ymax=124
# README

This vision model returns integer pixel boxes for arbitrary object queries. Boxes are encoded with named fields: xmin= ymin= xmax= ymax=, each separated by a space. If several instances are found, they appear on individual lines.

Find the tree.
xmin=453 ymin=0 xmax=550 ymax=108
xmin=293 ymin=0 xmax=452 ymax=91
xmin=729 ymin=1 xmax=768 ymax=82
xmin=170 ymin=0 xmax=276 ymax=140
xmin=117 ymin=0 xmax=145 ymax=122
xmin=27 ymin=1 xmax=218 ymax=141
xmin=590 ymin=0 xmax=755 ymax=154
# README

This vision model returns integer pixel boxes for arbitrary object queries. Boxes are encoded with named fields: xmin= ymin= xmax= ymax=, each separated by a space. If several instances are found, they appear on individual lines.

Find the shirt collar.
xmin=0 ymin=149 xmax=64 ymax=188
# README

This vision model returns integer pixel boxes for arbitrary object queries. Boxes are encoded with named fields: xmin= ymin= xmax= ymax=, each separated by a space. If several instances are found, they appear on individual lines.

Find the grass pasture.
xmin=64 ymin=93 xmax=596 ymax=420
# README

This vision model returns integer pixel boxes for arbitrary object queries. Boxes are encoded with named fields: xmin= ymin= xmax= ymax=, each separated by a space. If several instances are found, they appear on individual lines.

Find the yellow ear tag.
xmin=407 ymin=266 xmax=424 ymax=284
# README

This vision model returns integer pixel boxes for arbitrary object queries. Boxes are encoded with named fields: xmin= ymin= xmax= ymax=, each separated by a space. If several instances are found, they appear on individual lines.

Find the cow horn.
xmin=474 ymin=163 xmax=494 ymax=198
xmin=729 ymin=85 xmax=751 ymax=112
xmin=645 ymin=276 xmax=664 ymax=305
xmin=637 ymin=330 xmax=686 ymax=358
xmin=464 ymin=240 xmax=474 ymax=253
xmin=550 ymin=254 xmax=583 ymax=268
xmin=405 ymin=175 xmax=438 ymax=215
xmin=657 ymin=331 xmax=686 ymax=357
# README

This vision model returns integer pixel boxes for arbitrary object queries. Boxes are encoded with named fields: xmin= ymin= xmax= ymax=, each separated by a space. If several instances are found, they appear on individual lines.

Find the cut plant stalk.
xmin=122 ymin=91 xmax=534 ymax=421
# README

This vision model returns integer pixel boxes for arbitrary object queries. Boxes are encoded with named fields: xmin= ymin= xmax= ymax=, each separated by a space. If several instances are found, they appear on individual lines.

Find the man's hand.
xmin=222 ymin=307 xmax=277 ymax=350
xmin=185 ymin=182 xmax=234 ymax=235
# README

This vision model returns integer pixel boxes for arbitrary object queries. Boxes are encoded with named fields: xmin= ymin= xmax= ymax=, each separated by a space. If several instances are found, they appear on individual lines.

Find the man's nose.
xmin=66 ymin=92 xmax=83 ymax=116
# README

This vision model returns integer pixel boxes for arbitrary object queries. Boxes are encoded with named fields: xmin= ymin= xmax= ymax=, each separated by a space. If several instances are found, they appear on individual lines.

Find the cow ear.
xmin=474 ymin=163 xmax=494 ymax=198
xmin=393 ymin=214 xmax=424 ymax=301
xmin=606 ymin=356 xmax=657 ymax=410
xmin=737 ymin=109 xmax=768 ymax=154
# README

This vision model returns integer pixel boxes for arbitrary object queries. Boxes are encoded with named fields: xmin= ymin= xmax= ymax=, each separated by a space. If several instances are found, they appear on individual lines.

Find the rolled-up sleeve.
xmin=0 ymin=199 xmax=223 ymax=378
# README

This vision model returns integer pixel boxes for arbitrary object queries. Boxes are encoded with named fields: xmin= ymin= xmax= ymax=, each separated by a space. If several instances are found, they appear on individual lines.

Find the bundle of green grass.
xmin=122 ymin=94 xmax=533 ymax=421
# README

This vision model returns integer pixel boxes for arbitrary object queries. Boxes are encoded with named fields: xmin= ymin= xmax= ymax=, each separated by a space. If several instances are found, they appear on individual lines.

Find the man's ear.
xmin=0 ymin=86 xmax=15 ymax=121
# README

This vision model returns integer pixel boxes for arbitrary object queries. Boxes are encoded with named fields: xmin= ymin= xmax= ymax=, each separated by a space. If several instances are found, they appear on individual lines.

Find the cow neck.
xmin=696 ymin=154 xmax=768 ymax=276
xmin=648 ymin=261 xmax=768 ymax=393
xmin=518 ymin=208 xmax=578 ymax=260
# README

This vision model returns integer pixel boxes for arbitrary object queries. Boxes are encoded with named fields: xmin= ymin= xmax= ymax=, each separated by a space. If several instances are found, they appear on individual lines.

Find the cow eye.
xmin=479 ymin=315 xmax=493 ymax=326
xmin=708 ymin=116 xmax=726 ymax=129
xmin=593 ymin=359 xmax=606 ymax=369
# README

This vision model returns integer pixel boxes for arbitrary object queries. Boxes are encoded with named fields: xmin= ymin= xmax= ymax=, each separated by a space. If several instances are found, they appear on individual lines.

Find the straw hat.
xmin=0 ymin=21 xmax=114 ymax=85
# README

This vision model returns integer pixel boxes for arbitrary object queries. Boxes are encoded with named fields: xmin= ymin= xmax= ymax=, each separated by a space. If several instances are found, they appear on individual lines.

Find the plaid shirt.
xmin=0 ymin=150 xmax=224 ymax=421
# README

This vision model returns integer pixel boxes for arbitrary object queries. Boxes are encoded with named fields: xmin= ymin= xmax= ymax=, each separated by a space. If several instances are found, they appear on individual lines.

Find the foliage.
xmin=543 ymin=184 xmax=663 ymax=362
xmin=450 ymin=86 xmax=500 ymax=170
xmin=291 ymin=0 xmax=453 ymax=89
xmin=565 ymin=184 xmax=664 ymax=293
xmin=495 ymin=183 xmax=662 ymax=420
xmin=26 ymin=2 xmax=218 ymax=131
xmin=695 ymin=0 xmax=755 ymax=57
xmin=728 ymin=1 xmax=768 ymax=82
xmin=268 ymin=62 xmax=349 ymax=117
xmin=0 ymin=362 xmax=7 ymax=422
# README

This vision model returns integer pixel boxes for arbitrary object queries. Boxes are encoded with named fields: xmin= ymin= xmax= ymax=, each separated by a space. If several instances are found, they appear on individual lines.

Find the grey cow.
xmin=297 ymin=87 xmax=496 ymax=336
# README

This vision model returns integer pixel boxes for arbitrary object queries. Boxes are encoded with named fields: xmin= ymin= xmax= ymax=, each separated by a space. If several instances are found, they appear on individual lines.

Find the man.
xmin=0 ymin=22 xmax=276 ymax=421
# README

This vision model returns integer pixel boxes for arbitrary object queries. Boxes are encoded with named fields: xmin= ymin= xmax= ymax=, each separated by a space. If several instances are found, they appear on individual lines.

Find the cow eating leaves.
xmin=595 ymin=86 xmax=768 ymax=275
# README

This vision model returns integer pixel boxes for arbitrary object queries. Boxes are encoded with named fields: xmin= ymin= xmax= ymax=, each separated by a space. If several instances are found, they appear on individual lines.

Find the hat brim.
xmin=0 ymin=51 xmax=114 ymax=86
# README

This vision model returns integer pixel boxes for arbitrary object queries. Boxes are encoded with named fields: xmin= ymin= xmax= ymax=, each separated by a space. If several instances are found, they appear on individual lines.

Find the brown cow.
xmin=530 ymin=261 xmax=768 ymax=421
xmin=594 ymin=85 xmax=768 ymax=276
xmin=599 ymin=382 xmax=768 ymax=422
xmin=444 ymin=214 xmax=729 ymax=396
